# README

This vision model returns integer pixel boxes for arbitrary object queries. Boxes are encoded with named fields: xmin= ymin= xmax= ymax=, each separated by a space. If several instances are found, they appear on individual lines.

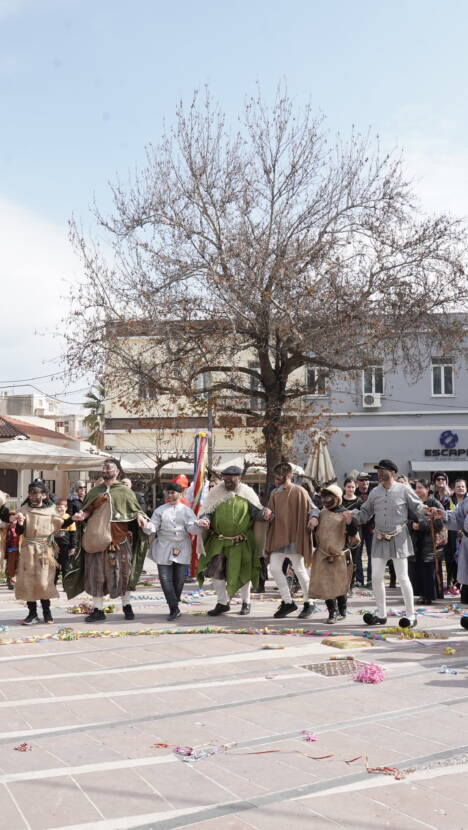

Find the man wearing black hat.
xmin=343 ymin=459 xmax=427 ymax=628
xmin=197 ymin=466 xmax=271 ymax=616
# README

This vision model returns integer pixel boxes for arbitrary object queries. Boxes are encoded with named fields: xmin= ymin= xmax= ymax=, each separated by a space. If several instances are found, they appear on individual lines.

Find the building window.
xmin=138 ymin=370 xmax=158 ymax=400
xmin=249 ymin=364 xmax=263 ymax=411
xmin=194 ymin=371 xmax=212 ymax=399
xmin=432 ymin=358 xmax=454 ymax=396
xmin=305 ymin=367 xmax=327 ymax=396
xmin=363 ymin=366 xmax=384 ymax=395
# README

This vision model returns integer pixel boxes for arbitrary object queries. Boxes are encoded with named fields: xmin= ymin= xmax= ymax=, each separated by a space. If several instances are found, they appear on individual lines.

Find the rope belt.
xmin=375 ymin=525 xmax=404 ymax=541
xmin=24 ymin=536 xmax=50 ymax=543
xmin=217 ymin=533 xmax=246 ymax=544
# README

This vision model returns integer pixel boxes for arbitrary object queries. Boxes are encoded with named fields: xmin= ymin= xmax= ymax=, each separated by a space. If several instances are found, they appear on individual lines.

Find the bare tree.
xmin=64 ymin=87 xmax=468 ymax=489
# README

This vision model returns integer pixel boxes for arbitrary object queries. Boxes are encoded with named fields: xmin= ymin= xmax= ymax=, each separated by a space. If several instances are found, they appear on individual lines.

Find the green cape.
xmin=63 ymin=482 xmax=148 ymax=600
xmin=196 ymin=495 xmax=260 ymax=597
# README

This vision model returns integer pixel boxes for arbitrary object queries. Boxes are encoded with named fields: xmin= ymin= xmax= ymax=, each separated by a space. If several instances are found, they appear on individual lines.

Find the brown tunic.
xmin=308 ymin=509 xmax=353 ymax=600
xmin=83 ymin=493 xmax=133 ymax=598
xmin=265 ymin=483 xmax=313 ymax=564
xmin=15 ymin=507 xmax=63 ymax=601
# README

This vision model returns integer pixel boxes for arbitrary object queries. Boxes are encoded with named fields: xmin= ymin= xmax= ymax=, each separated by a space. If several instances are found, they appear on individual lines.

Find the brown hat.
xmin=320 ymin=483 xmax=342 ymax=505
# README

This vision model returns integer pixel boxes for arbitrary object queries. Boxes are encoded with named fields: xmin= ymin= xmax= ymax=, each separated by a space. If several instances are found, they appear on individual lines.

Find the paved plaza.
xmin=0 ymin=577 xmax=467 ymax=830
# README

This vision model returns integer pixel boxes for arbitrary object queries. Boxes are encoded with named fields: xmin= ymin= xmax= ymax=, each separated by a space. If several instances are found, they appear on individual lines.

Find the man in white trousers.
xmin=265 ymin=462 xmax=319 ymax=619
xmin=343 ymin=458 xmax=427 ymax=628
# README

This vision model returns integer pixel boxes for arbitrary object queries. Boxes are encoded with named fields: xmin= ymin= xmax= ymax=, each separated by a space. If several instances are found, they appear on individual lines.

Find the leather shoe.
xmin=123 ymin=604 xmax=135 ymax=621
xmin=298 ymin=602 xmax=315 ymax=619
xmin=363 ymin=612 xmax=387 ymax=626
xmin=167 ymin=609 xmax=181 ymax=622
xmin=207 ymin=602 xmax=230 ymax=616
xmin=273 ymin=601 xmax=297 ymax=619
xmin=85 ymin=608 xmax=106 ymax=623
xmin=239 ymin=602 xmax=251 ymax=615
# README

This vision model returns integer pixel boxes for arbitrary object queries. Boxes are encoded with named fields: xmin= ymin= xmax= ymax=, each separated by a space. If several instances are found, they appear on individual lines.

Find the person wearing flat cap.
xmin=196 ymin=466 xmax=271 ymax=616
xmin=147 ymin=483 xmax=205 ymax=621
xmin=343 ymin=459 xmax=427 ymax=629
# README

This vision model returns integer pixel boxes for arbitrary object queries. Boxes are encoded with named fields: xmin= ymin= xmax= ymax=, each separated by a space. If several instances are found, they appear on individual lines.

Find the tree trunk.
xmin=263 ymin=419 xmax=283 ymax=502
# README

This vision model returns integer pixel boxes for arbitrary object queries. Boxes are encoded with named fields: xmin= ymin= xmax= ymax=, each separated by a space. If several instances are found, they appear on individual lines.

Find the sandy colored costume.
xmin=309 ymin=508 xmax=354 ymax=600
xmin=15 ymin=506 xmax=63 ymax=601
xmin=265 ymin=483 xmax=313 ymax=564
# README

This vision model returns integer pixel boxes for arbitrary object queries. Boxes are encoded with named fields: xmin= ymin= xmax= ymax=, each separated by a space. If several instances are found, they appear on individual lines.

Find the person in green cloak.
xmin=65 ymin=458 xmax=152 ymax=623
xmin=196 ymin=466 xmax=271 ymax=616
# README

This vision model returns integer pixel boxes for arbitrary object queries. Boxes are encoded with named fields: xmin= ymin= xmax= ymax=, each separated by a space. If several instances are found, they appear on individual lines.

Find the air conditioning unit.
xmin=363 ymin=393 xmax=382 ymax=408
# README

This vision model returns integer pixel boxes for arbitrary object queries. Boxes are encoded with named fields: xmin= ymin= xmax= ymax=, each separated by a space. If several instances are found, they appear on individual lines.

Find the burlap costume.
xmin=15 ymin=506 xmax=63 ymax=601
xmin=309 ymin=490 xmax=357 ymax=601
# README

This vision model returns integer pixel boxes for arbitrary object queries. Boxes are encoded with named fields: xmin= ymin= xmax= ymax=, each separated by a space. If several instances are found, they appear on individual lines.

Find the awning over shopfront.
xmin=410 ymin=459 xmax=468 ymax=472
xmin=0 ymin=439 xmax=103 ymax=471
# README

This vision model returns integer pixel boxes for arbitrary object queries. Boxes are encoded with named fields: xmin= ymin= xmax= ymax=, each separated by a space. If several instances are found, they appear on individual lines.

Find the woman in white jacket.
xmin=148 ymin=482 xmax=204 ymax=621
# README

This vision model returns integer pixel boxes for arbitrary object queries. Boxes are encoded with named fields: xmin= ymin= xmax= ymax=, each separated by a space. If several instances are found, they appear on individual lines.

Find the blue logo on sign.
xmin=440 ymin=430 xmax=459 ymax=450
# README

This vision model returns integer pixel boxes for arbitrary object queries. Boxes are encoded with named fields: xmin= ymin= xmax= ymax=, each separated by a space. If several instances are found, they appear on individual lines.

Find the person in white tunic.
xmin=343 ymin=458 xmax=427 ymax=628
xmin=147 ymin=482 xmax=204 ymax=621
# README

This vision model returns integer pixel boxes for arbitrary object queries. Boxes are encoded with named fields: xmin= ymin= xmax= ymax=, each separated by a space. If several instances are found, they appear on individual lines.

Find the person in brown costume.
xmin=309 ymin=484 xmax=359 ymax=623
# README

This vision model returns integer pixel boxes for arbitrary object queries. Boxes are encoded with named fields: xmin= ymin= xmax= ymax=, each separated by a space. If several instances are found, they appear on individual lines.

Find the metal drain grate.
xmin=301 ymin=658 xmax=361 ymax=677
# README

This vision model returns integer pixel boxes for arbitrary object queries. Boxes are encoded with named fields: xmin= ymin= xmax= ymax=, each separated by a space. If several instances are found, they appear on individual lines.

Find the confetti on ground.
xmin=301 ymin=730 xmax=318 ymax=742
xmin=0 ymin=624 xmax=449 ymax=646
xmin=14 ymin=743 xmax=32 ymax=752
xmin=261 ymin=643 xmax=285 ymax=650
xmin=67 ymin=602 xmax=116 ymax=615
xmin=443 ymin=647 xmax=456 ymax=655
xmin=354 ymin=663 xmax=385 ymax=684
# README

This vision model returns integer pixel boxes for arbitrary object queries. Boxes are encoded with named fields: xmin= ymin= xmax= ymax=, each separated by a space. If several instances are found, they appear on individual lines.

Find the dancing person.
xmin=309 ymin=484 xmax=359 ymax=623
xmin=148 ymin=482 xmax=204 ymax=621
xmin=197 ymin=466 xmax=270 ymax=616
xmin=15 ymin=483 xmax=74 ymax=625
xmin=343 ymin=459 xmax=427 ymax=628
xmin=265 ymin=462 xmax=319 ymax=619
xmin=65 ymin=458 xmax=151 ymax=623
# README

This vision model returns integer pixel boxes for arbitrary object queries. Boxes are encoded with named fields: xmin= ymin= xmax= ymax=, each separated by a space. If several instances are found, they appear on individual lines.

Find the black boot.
xmin=298 ymin=601 xmax=315 ymax=619
xmin=85 ymin=607 xmax=106 ymax=623
xmin=41 ymin=599 xmax=53 ymax=624
xmin=207 ymin=602 xmax=230 ymax=616
xmin=239 ymin=602 xmax=251 ymax=615
xmin=123 ymin=604 xmax=135 ymax=621
xmin=22 ymin=601 xmax=40 ymax=626
xmin=273 ymin=600 xmax=298 ymax=619
xmin=325 ymin=599 xmax=337 ymax=624
xmin=363 ymin=612 xmax=387 ymax=625
xmin=337 ymin=596 xmax=347 ymax=619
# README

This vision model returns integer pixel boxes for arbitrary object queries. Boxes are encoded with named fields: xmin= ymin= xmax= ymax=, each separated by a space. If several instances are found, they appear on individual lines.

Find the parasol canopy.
xmin=0 ymin=439 xmax=103 ymax=471
xmin=304 ymin=433 xmax=336 ymax=487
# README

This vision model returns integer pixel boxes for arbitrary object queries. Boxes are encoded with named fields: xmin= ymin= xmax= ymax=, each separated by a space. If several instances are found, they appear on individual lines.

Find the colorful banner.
xmin=191 ymin=430 xmax=209 ymax=575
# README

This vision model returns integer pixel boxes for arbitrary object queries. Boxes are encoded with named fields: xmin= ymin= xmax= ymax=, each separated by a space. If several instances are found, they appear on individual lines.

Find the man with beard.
xmin=343 ymin=459 xmax=426 ymax=628
xmin=15 ymin=483 xmax=73 ymax=624
xmin=66 ymin=458 xmax=151 ymax=623
xmin=266 ymin=462 xmax=319 ymax=619
xmin=197 ymin=466 xmax=271 ymax=616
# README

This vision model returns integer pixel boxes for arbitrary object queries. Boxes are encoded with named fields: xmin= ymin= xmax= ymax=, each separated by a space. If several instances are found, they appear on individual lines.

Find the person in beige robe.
xmin=309 ymin=484 xmax=359 ymax=623
xmin=15 ymin=484 xmax=73 ymax=625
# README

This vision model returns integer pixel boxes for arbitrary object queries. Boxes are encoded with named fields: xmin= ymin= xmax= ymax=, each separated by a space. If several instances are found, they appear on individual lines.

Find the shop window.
xmin=432 ymin=358 xmax=454 ymax=396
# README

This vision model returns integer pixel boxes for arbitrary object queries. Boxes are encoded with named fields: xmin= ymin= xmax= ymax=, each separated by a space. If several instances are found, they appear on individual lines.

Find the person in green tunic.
xmin=64 ymin=458 xmax=152 ymax=623
xmin=196 ymin=466 xmax=271 ymax=616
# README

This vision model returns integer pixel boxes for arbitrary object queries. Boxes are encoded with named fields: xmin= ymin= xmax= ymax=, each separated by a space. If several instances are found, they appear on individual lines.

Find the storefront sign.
xmin=425 ymin=431 xmax=467 ymax=457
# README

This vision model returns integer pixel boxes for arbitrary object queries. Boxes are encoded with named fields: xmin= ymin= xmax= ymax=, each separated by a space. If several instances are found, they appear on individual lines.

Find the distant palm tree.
xmin=83 ymin=382 xmax=105 ymax=449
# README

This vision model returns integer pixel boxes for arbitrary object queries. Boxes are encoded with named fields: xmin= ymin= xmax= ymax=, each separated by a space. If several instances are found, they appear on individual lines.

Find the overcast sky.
xmin=1 ymin=0 xmax=468 ymax=409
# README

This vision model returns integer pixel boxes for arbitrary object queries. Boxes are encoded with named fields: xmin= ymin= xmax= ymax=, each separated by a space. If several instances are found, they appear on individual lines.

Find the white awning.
xmin=0 ymin=439 xmax=103 ymax=471
xmin=410 ymin=459 xmax=468 ymax=472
